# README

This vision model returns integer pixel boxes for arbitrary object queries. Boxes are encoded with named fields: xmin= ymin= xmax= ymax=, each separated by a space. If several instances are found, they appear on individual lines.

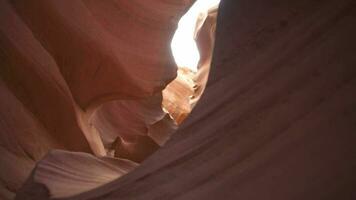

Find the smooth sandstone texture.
xmin=0 ymin=0 xmax=195 ymax=198
xmin=1 ymin=0 xmax=356 ymax=199
xmin=56 ymin=0 xmax=354 ymax=199
xmin=31 ymin=150 xmax=138 ymax=198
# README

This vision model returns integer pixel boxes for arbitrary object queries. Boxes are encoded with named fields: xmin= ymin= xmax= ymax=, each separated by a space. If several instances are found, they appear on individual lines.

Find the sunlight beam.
xmin=171 ymin=0 xmax=221 ymax=72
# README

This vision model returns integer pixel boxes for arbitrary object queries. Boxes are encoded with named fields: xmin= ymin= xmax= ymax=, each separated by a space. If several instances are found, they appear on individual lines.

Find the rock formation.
xmin=1 ymin=0 xmax=356 ymax=199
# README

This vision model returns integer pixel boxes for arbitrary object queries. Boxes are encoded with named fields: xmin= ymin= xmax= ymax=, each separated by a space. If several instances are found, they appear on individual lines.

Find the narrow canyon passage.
xmin=1 ymin=0 xmax=356 ymax=199
xmin=0 ymin=0 xmax=219 ymax=199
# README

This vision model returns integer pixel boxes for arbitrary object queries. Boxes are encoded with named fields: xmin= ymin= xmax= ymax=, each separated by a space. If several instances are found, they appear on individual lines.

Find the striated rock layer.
xmin=40 ymin=0 xmax=355 ymax=199
xmin=0 ymin=0 xmax=197 ymax=198
xmin=1 ymin=0 xmax=356 ymax=199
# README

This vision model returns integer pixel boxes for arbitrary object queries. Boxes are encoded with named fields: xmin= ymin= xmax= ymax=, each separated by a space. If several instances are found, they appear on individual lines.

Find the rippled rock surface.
xmin=1 ymin=0 xmax=356 ymax=199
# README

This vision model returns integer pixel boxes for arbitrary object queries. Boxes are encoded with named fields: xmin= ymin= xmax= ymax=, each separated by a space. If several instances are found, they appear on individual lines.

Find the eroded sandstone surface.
xmin=1 ymin=0 xmax=356 ymax=199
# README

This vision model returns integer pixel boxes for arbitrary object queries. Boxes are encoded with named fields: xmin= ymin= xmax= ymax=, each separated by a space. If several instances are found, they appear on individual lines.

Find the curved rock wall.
xmin=57 ymin=0 xmax=355 ymax=199
xmin=0 ymin=0 xmax=194 ymax=198
xmin=1 ymin=0 xmax=356 ymax=199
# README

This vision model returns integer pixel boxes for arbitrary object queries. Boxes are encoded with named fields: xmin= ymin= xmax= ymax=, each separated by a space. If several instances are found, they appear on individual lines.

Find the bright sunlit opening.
xmin=171 ymin=0 xmax=221 ymax=72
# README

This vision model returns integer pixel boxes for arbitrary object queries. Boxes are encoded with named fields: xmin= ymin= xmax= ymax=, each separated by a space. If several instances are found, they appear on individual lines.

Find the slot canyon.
xmin=0 ymin=0 xmax=355 ymax=199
